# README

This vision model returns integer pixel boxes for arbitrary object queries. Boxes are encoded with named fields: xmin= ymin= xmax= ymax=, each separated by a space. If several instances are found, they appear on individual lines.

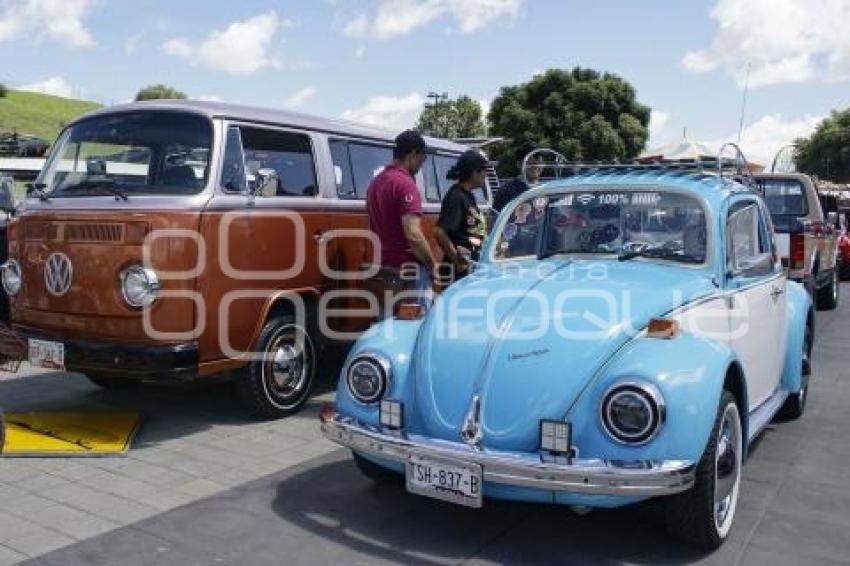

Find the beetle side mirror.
xmin=253 ymin=168 xmax=279 ymax=198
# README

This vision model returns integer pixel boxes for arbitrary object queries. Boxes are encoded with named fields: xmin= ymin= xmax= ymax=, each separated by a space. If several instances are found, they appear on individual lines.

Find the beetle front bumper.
xmin=320 ymin=411 xmax=696 ymax=497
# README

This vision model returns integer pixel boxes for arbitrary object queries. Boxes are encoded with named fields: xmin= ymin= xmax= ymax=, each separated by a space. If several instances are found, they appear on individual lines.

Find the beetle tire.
xmin=780 ymin=321 xmax=812 ymax=420
xmin=85 ymin=373 xmax=141 ymax=390
xmin=816 ymin=269 xmax=839 ymax=310
xmin=237 ymin=314 xmax=316 ymax=419
xmin=352 ymin=452 xmax=402 ymax=484
xmin=665 ymin=390 xmax=741 ymax=550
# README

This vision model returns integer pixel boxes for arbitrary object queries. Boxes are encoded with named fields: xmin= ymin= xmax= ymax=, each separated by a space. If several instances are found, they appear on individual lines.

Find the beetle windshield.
xmin=493 ymin=189 xmax=708 ymax=264
xmin=38 ymin=111 xmax=212 ymax=197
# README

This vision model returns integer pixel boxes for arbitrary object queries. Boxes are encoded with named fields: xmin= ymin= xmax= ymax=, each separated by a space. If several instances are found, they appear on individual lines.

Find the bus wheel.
xmin=237 ymin=314 xmax=316 ymax=419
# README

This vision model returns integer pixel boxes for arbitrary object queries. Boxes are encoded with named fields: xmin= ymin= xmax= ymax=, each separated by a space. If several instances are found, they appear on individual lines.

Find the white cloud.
xmin=196 ymin=95 xmax=223 ymax=102
xmin=162 ymin=12 xmax=285 ymax=75
xmin=17 ymin=76 xmax=76 ymax=98
xmin=341 ymin=92 xmax=425 ymax=130
xmin=283 ymin=86 xmax=317 ymax=108
xmin=648 ymin=110 xmax=671 ymax=144
xmin=344 ymin=0 xmax=522 ymax=40
xmin=0 ymin=0 xmax=96 ymax=47
xmin=355 ymin=46 xmax=366 ymax=58
xmin=698 ymin=113 xmax=824 ymax=166
xmin=682 ymin=0 xmax=850 ymax=87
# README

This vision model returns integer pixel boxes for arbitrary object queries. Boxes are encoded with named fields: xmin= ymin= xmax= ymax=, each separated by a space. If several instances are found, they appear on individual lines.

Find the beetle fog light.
xmin=540 ymin=420 xmax=571 ymax=454
xmin=601 ymin=382 xmax=665 ymax=445
xmin=120 ymin=266 xmax=160 ymax=307
xmin=1 ymin=259 xmax=22 ymax=296
xmin=346 ymin=354 xmax=391 ymax=404
xmin=380 ymin=399 xmax=404 ymax=429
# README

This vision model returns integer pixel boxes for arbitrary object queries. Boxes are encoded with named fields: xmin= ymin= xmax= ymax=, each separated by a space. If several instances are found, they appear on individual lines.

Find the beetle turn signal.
xmin=647 ymin=318 xmax=679 ymax=339
xmin=395 ymin=303 xmax=426 ymax=320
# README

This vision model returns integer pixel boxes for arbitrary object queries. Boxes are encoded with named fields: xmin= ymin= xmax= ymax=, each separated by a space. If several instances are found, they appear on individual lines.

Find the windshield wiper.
xmin=618 ymin=245 xmax=703 ymax=264
xmin=58 ymin=179 xmax=129 ymax=201
xmin=538 ymin=248 xmax=601 ymax=261
xmin=25 ymin=182 xmax=50 ymax=201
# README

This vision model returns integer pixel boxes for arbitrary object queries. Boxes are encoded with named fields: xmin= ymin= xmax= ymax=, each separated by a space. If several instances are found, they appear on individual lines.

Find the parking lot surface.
xmin=1 ymin=287 xmax=849 ymax=565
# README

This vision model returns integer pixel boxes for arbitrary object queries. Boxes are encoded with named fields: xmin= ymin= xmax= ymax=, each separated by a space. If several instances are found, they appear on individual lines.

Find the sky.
xmin=1 ymin=0 xmax=849 ymax=166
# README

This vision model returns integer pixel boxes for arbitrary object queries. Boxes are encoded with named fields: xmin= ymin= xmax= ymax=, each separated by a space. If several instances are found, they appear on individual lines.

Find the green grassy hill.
xmin=0 ymin=89 xmax=101 ymax=143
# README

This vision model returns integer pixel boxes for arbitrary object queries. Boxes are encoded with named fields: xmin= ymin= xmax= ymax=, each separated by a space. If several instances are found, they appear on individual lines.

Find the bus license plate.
xmin=28 ymin=339 xmax=65 ymax=370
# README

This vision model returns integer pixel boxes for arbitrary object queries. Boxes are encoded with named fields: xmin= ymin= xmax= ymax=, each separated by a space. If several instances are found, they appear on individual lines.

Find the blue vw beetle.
xmin=321 ymin=160 xmax=813 ymax=549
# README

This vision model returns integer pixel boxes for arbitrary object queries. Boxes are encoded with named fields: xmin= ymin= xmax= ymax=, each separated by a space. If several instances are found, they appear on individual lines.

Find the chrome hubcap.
xmin=714 ymin=403 xmax=742 ymax=536
xmin=264 ymin=326 xmax=310 ymax=403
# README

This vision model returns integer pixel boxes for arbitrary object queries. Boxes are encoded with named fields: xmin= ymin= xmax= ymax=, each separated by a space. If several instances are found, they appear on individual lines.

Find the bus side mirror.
xmin=0 ymin=178 xmax=16 ymax=214
xmin=253 ymin=168 xmax=279 ymax=198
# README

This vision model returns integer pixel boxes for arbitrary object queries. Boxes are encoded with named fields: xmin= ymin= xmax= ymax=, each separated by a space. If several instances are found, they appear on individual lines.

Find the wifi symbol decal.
xmin=576 ymin=194 xmax=595 ymax=206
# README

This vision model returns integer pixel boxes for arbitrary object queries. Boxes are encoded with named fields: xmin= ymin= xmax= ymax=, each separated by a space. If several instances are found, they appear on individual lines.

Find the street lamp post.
xmin=426 ymin=92 xmax=450 ymax=138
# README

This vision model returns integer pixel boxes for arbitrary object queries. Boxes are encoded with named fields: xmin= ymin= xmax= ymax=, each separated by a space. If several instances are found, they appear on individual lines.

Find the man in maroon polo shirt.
xmin=367 ymin=130 xmax=436 ymax=314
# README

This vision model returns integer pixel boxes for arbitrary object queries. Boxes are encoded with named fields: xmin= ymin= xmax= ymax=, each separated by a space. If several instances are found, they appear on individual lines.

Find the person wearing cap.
xmin=434 ymin=150 xmax=489 ymax=283
xmin=492 ymin=143 xmax=543 ymax=213
xmin=366 ymin=130 xmax=437 ymax=315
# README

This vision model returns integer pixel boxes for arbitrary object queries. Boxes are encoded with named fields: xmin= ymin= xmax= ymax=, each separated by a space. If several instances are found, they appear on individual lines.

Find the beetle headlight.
xmin=600 ymin=381 xmax=665 ymax=445
xmin=346 ymin=353 xmax=391 ymax=404
xmin=1 ymin=259 xmax=22 ymax=296
xmin=120 ymin=266 xmax=160 ymax=307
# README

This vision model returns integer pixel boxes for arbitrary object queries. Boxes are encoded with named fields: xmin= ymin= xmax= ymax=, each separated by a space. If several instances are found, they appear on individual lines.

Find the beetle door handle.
xmin=770 ymin=286 xmax=785 ymax=298
xmin=313 ymin=232 xmax=331 ymax=245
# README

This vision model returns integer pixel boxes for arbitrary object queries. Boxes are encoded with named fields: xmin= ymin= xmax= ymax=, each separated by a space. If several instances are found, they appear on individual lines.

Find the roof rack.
xmin=520 ymin=145 xmax=757 ymax=189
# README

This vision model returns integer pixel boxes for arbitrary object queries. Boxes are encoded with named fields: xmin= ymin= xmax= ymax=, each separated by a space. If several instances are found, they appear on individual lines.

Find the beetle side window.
xmin=221 ymin=126 xmax=247 ymax=193
xmin=238 ymin=127 xmax=317 ymax=197
xmin=349 ymin=143 xmax=393 ymax=199
xmin=329 ymin=140 xmax=356 ymax=199
xmin=727 ymin=202 xmax=771 ymax=277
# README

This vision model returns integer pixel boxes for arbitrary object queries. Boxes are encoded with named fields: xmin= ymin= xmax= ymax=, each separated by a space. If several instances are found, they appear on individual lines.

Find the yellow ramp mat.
xmin=1 ymin=412 xmax=141 ymax=457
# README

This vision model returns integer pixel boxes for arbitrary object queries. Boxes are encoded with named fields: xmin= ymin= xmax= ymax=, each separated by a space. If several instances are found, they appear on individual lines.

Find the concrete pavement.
xmin=3 ymin=287 xmax=850 ymax=564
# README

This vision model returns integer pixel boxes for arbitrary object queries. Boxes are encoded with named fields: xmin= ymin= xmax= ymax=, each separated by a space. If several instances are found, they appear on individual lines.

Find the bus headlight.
xmin=1 ymin=259 xmax=22 ymax=296
xmin=120 ymin=266 xmax=160 ymax=307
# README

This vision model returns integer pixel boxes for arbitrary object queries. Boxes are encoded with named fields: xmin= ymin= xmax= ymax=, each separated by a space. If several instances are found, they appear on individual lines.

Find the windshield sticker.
xmin=533 ymin=196 xmax=548 ymax=210
xmin=514 ymin=203 xmax=532 ymax=223
xmin=559 ymin=192 xmax=663 ymax=207
xmin=631 ymin=193 xmax=662 ymax=206
xmin=503 ymin=222 xmax=518 ymax=240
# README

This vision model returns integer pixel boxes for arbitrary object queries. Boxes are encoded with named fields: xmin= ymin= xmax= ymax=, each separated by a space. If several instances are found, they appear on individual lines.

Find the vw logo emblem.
xmin=44 ymin=252 xmax=73 ymax=296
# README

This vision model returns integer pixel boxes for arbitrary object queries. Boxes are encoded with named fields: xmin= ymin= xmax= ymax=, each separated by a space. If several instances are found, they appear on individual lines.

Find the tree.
xmin=487 ymin=68 xmax=651 ymax=176
xmin=0 ymin=83 xmax=7 ymax=98
xmin=134 ymin=84 xmax=187 ymax=102
xmin=795 ymin=109 xmax=850 ymax=182
xmin=416 ymin=95 xmax=485 ymax=139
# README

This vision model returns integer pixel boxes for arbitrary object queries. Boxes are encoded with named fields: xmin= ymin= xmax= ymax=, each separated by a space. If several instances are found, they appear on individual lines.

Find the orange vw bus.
xmin=1 ymin=101 xmax=493 ymax=417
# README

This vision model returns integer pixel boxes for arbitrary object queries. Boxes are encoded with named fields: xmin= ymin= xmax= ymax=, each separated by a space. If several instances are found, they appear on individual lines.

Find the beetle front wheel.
xmin=665 ymin=390 xmax=742 ymax=549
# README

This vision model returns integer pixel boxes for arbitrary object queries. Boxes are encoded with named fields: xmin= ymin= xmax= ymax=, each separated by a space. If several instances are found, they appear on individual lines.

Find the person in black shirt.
xmin=492 ymin=143 xmax=543 ymax=213
xmin=435 ymin=150 xmax=489 ymax=283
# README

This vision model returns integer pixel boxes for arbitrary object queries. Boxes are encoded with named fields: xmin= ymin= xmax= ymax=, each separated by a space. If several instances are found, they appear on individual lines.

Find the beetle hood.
xmin=411 ymin=259 xmax=716 ymax=451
